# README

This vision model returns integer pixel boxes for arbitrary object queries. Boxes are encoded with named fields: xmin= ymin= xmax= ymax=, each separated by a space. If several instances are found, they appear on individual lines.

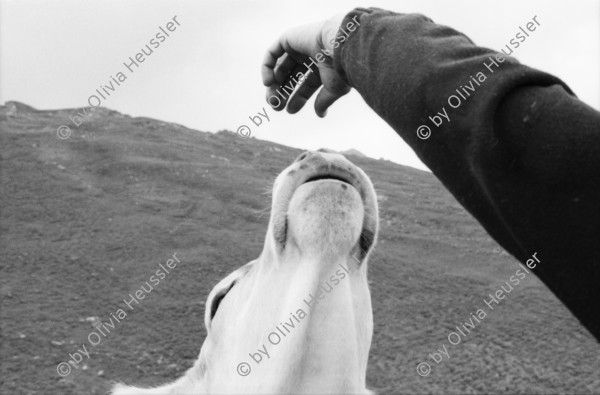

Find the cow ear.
xmin=204 ymin=261 xmax=255 ymax=331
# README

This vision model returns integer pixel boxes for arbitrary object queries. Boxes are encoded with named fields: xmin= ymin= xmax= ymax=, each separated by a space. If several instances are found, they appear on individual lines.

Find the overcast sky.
xmin=1 ymin=0 xmax=598 ymax=171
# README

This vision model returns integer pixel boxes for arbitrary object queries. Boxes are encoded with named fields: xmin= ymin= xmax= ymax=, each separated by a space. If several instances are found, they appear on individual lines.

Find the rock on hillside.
xmin=341 ymin=148 xmax=368 ymax=158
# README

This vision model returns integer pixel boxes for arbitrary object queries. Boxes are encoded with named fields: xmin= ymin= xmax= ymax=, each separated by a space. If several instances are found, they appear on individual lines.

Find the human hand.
xmin=261 ymin=13 xmax=351 ymax=117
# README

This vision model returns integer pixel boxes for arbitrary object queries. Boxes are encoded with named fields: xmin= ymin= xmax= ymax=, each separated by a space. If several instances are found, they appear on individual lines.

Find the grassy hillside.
xmin=1 ymin=101 xmax=598 ymax=394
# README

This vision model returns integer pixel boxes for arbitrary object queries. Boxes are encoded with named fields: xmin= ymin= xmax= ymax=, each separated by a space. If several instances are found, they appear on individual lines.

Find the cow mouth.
xmin=300 ymin=166 xmax=361 ymax=197
xmin=303 ymin=174 xmax=352 ymax=185
xmin=283 ymin=168 xmax=374 ymax=262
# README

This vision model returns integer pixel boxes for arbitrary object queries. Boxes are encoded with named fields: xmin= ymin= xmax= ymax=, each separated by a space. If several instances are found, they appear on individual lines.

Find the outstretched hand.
xmin=261 ymin=14 xmax=351 ymax=117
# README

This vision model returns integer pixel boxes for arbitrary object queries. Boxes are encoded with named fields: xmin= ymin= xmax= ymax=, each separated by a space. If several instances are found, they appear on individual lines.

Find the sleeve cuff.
xmin=332 ymin=8 xmax=372 ymax=85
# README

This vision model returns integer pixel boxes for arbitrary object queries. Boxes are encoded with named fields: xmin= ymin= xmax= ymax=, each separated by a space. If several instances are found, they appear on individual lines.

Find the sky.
xmin=1 ymin=0 xmax=598 ymax=171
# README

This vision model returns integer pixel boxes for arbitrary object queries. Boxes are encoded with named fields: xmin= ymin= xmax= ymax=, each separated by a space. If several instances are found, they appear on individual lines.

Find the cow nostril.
xmin=295 ymin=152 xmax=309 ymax=163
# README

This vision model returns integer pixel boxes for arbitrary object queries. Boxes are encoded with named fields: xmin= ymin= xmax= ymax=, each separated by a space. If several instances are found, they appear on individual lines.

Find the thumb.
xmin=314 ymin=87 xmax=345 ymax=118
xmin=314 ymin=66 xmax=350 ymax=117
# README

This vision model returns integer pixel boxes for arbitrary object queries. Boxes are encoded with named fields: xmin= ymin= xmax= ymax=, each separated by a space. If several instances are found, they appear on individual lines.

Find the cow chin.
xmin=286 ymin=180 xmax=364 ymax=258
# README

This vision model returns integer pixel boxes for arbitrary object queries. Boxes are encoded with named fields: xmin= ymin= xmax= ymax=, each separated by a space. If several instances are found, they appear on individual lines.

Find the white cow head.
xmin=113 ymin=149 xmax=379 ymax=394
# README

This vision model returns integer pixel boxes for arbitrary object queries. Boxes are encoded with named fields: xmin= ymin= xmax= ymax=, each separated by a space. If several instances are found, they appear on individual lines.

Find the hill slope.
xmin=1 ymin=102 xmax=598 ymax=394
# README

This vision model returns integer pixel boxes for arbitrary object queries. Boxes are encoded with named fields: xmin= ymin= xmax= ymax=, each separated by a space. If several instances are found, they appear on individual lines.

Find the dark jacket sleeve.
xmin=334 ymin=8 xmax=600 ymax=340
